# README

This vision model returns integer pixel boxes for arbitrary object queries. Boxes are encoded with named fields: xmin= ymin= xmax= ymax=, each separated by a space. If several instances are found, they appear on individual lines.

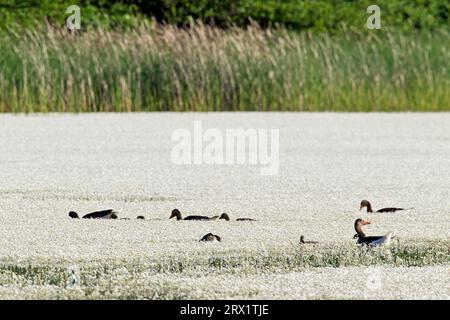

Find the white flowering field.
xmin=0 ymin=113 xmax=448 ymax=299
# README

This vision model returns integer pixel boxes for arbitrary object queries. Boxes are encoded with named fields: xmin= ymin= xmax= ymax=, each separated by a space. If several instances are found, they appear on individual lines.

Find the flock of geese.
xmin=69 ymin=200 xmax=411 ymax=246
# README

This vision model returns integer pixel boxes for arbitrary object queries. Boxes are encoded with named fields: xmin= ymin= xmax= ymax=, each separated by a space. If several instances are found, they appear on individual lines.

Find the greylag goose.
xmin=299 ymin=235 xmax=319 ymax=244
xmin=219 ymin=213 xmax=256 ymax=221
xmin=199 ymin=233 xmax=222 ymax=242
xmin=360 ymin=200 xmax=411 ymax=213
xmin=354 ymin=218 xmax=393 ymax=246
xmin=169 ymin=209 xmax=216 ymax=221
xmin=69 ymin=209 xmax=118 ymax=219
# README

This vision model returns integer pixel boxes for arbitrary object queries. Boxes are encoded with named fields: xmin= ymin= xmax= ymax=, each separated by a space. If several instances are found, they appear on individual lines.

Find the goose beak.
xmin=362 ymin=220 xmax=371 ymax=225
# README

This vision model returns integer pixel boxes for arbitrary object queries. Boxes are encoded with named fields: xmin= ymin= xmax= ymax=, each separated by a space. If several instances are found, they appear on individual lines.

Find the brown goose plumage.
xmin=199 ymin=233 xmax=222 ymax=242
xmin=360 ymin=200 xmax=411 ymax=213
xmin=69 ymin=209 xmax=118 ymax=219
xmin=219 ymin=213 xmax=256 ymax=222
xmin=354 ymin=218 xmax=394 ymax=246
xmin=169 ymin=209 xmax=214 ymax=221
xmin=299 ymin=235 xmax=319 ymax=244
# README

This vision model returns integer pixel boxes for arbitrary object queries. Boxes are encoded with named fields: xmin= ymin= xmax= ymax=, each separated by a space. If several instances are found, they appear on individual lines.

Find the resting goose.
xmin=360 ymin=200 xmax=411 ymax=213
xmin=69 ymin=209 xmax=118 ymax=219
xmin=219 ymin=213 xmax=256 ymax=221
xmin=169 ymin=209 xmax=215 ymax=221
xmin=199 ymin=233 xmax=222 ymax=242
xmin=354 ymin=218 xmax=393 ymax=246
xmin=299 ymin=235 xmax=319 ymax=244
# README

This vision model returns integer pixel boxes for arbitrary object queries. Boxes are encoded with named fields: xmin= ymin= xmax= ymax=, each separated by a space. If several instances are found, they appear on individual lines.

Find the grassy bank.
xmin=0 ymin=24 xmax=449 ymax=112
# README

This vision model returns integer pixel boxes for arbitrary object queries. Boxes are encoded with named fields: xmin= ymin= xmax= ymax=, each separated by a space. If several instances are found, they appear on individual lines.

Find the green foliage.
xmin=0 ymin=0 xmax=448 ymax=33
xmin=0 ymin=0 xmax=144 ymax=31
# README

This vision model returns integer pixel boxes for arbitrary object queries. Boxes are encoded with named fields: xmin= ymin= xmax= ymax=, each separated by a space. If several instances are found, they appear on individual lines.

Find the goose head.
xmin=360 ymin=200 xmax=373 ymax=213
xmin=354 ymin=218 xmax=371 ymax=237
xmin=219 ymin=213 xmax=230 ymax=221
xmin=69 ymin=211 xmax=79 ymax=219
xmin=169 ymin=209 xmax=182 ymax=220
xmin=355 ymin=218 xmax=371 ymax=226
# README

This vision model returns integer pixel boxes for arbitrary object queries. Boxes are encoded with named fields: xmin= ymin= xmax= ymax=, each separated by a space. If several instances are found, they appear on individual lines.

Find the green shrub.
xmin=0 ymin=0 xmax=448 ymax=33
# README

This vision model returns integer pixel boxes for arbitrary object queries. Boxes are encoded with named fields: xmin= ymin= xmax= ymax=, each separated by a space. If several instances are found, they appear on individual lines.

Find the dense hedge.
xmin=0 ymin=0 xmax=448 ymax=32
xmin=150 ymin=0 xmax=449 ymax=31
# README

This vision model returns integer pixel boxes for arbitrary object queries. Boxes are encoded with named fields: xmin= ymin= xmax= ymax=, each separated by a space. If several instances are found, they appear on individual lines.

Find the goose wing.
xmin=82 ymin=209 xmax=115 ymax=219
xmin=358 ymin=233 xmax=393 ymax=246
xmin=236 ymin=218 xmax=257 ymax=221
xmin=357 ymin=236 xmax=383 ymax=245
xmin=184 ymin=215 xmax=210 ymax=221
xmin=376 ymin=207 xmax=404 ymax=213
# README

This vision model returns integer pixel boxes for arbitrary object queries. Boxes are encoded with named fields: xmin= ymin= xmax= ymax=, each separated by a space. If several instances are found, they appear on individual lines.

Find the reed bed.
xmin=0 ymin=24 xmax=449 ymax=112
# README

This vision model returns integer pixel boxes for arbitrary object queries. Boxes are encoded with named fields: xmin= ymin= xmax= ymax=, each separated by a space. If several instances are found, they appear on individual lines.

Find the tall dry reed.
xmin=0 ymin=24 xmax=448 ymax=112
